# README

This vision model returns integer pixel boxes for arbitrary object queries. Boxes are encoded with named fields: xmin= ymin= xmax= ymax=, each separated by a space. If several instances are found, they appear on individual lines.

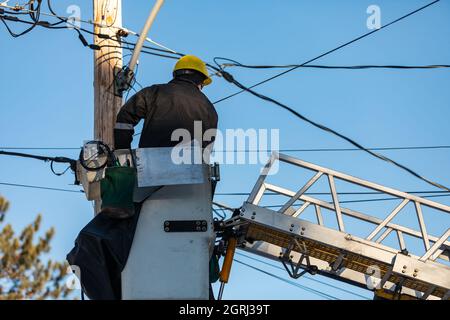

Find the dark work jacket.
xmin=114 ymin=79 xmax=218 ymax=149
xmin=69 ymin=80 xmax=218 ymax=300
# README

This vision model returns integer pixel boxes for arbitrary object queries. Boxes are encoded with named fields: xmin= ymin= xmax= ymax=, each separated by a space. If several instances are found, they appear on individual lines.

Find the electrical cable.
xmin=215 ymin=190 xmax=450 ymax=196
xmin=7 ymin=11 xmax=445 ymax=84
xmin=217 ymin=68 xmax=450 ymax=192
xmin=0 ymin=182 xmax=83 ymax=194
xmin=0 ymin=147 xmax=80 ymax=150
xmin=0 ymin=0 xmax=41 ymax=37
xmin=0 ymin=150 xmax=77 ymax=178
xmin=214 ymin=57 xmax=450 ymax=71
xmin=1 ymin=1 xmax=182 ymax=56
xmin=337 ymin=193 xmax=450 ymax=204
xmin=259 ymin=193 xmax=450 ymax=208
xmin=4 ymin=11 xmax=448 ymax=81
xmin=2 ymin=2 xmax=448 ymax=191
xmin=1 ymin=1 xmax=119 ymax=30
xmin=234 ymin=259 xmax=339 ymax=300
xmin=1 ymin=179 xmax=448 ymax=205
xmin=3 ymin=2 xmax=448 ymax=81
xmin=212 ymin=0 xmax=441 ymax=104
xmin=213 ymin=206 xmax=226 ymax=220
xmin=1 ymin=145 xmax=450 ymax=152
xmin=236 ymin=252 xmax=371 ymax=300
xmin=214 ymin=193 xmax=450 ymax=207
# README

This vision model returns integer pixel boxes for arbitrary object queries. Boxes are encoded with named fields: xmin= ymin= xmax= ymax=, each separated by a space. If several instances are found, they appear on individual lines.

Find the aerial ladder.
xmin=77 ymin=145 xmax=450 ymax=300
xmin=216 ymin=152 xmax=450 ymax=300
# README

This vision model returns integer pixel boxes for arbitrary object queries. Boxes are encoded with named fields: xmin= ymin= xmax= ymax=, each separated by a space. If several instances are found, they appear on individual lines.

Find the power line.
xmin=219 ymin=68 xmax=450 ymax=192
xmin=4 ymin=2 xmax=449 ymax=81
xmin=4 ymin=0 xmax=449 ymax=110
xmin=338 ymin=193 xmax=450 ymax=204
xmin=1 ymin=1 xmax=117 ymax=30
xmin=212 ymin=2 xmax=448 ymax=192
xmin=215 ymin=191 xmax=450 ymax=196
xmin=272 ymin=146 xmax=450 ymax=152
xmin=0 ymin=1 xmax=181 ymax=56
xmin=213 ymin=0 xmax=441 ymax=105
xmin=236 ymin=252 xmax=370 ymax=300
xmin=0 ymin=0 xmax=43 ymax=37
xmin=258 ymin=193 xmax=450 ymax=208
xmin=19 ymin=0 xmax=447 ymax=191
xmin=214 ymin=194 xmax=450 ymax=207
xmin=0 ymin=182 xmax=84 ymax=194
xmin=0 ymin=147 xmax=80 ymax=150
xmin=3 ymin=1 xmax=446 ymax=86
xmin=2 ymin=145 xmax=450 ymax=152
xmin=1 ymin=180 xmax=449 ymax=205
xmin=214 ymin=57 xmax=450 ymax=71
xmin=0 ymin=150 xmax=77 ymax=177
xmin=3 ymin=3 xmax=448 ymax=190
xmin=2 ymin=148 xmax=449 ymax=200
xmin=234 ymin=259 xmax=339 ymax=300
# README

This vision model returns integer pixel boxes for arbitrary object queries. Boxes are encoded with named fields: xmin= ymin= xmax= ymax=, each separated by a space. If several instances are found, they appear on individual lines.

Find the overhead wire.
xmin=215 ymin=190 xmax=450 ymax=196
xmin=1 ymin=145 xmax=450 ymax=152
xmin=3 ymin=1 xmax=448 ymax=92
xmin=0 ymin=0 xmax=41 ymax=37
xmin=1 ymin=1 xmax=121 ymax=30
xmin=0 ymin=1 xmax=181 ymax=55
xmin=1 ymin=179 xmax=448 ymax=205
xmin=216 ymin=67 xmax=450 ymax=192
xmin=2 ymin=2 xmax=449 ymax=191
xmin=258 ymin=193 xmax=450 ymax=208
xmin=1 ymin=2 xmax=448 ymax=301
xmin=0 ymin=150 xmax=77 ymax=178
xmin=212 ymin=0 xmax=442 ymax=104
xmin=0 ymin=182 xmax=83 ymax=194
xmin=236 ymin=252 xmax=371 ymax=300
xmin=3 ymin=7 xmax=448 ymax=78
xmin=214 ymin=57 xmax=450 ymax=71
xmin=9 ymin=4 xmax=446 ymax=77
xmin=208 ymin=2 xmax=449 ymax=192
xmin=234 ymin=259 xmax=339 ymax=300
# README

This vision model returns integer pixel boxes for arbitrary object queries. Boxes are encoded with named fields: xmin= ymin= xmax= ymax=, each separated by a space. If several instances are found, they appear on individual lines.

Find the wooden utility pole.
xmin=92 ymin=0 xmax=123 ymax=213
xmin=93 ymin=0 xmax=123 ymax=147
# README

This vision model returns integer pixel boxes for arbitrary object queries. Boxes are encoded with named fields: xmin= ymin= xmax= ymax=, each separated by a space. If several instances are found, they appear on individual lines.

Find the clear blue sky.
xmin=1 ymin=0 xmax=449 ymax=300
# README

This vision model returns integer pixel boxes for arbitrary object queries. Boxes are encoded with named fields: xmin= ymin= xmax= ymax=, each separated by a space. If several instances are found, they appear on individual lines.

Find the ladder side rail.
xmin=275 ymin=153 xmax=450 ymax=214
xmin=263 ymin=183 xmax=450 ymax=261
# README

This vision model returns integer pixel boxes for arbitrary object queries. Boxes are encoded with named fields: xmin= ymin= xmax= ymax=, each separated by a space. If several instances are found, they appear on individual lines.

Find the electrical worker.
xmin=114 ymin=55 xmax=218 ymax=150
xmin=111 ymin=54 xmax=219 ymax=300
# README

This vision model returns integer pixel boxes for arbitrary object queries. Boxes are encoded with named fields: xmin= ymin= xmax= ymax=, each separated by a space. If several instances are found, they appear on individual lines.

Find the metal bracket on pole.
xmin=114 ymin=67 xmax=135 ymax=97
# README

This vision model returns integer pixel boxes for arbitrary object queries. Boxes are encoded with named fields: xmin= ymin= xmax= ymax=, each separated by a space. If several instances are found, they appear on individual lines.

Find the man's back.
xmin=114 ymin=78 xmax=218 ymax=150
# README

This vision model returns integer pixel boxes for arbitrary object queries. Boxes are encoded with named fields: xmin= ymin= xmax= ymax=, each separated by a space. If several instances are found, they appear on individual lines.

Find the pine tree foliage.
xmin=0 ymin=195 xmax=71 ymax=300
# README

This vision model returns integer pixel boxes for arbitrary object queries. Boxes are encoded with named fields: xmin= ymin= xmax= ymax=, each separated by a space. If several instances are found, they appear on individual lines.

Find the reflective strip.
xmin=115 ymin=123 xmax=134 ymax=130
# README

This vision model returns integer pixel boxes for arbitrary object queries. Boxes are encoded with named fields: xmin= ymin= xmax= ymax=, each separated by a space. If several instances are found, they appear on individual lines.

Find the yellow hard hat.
xmin=173 ymin=55 xmax=212 ymax=86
